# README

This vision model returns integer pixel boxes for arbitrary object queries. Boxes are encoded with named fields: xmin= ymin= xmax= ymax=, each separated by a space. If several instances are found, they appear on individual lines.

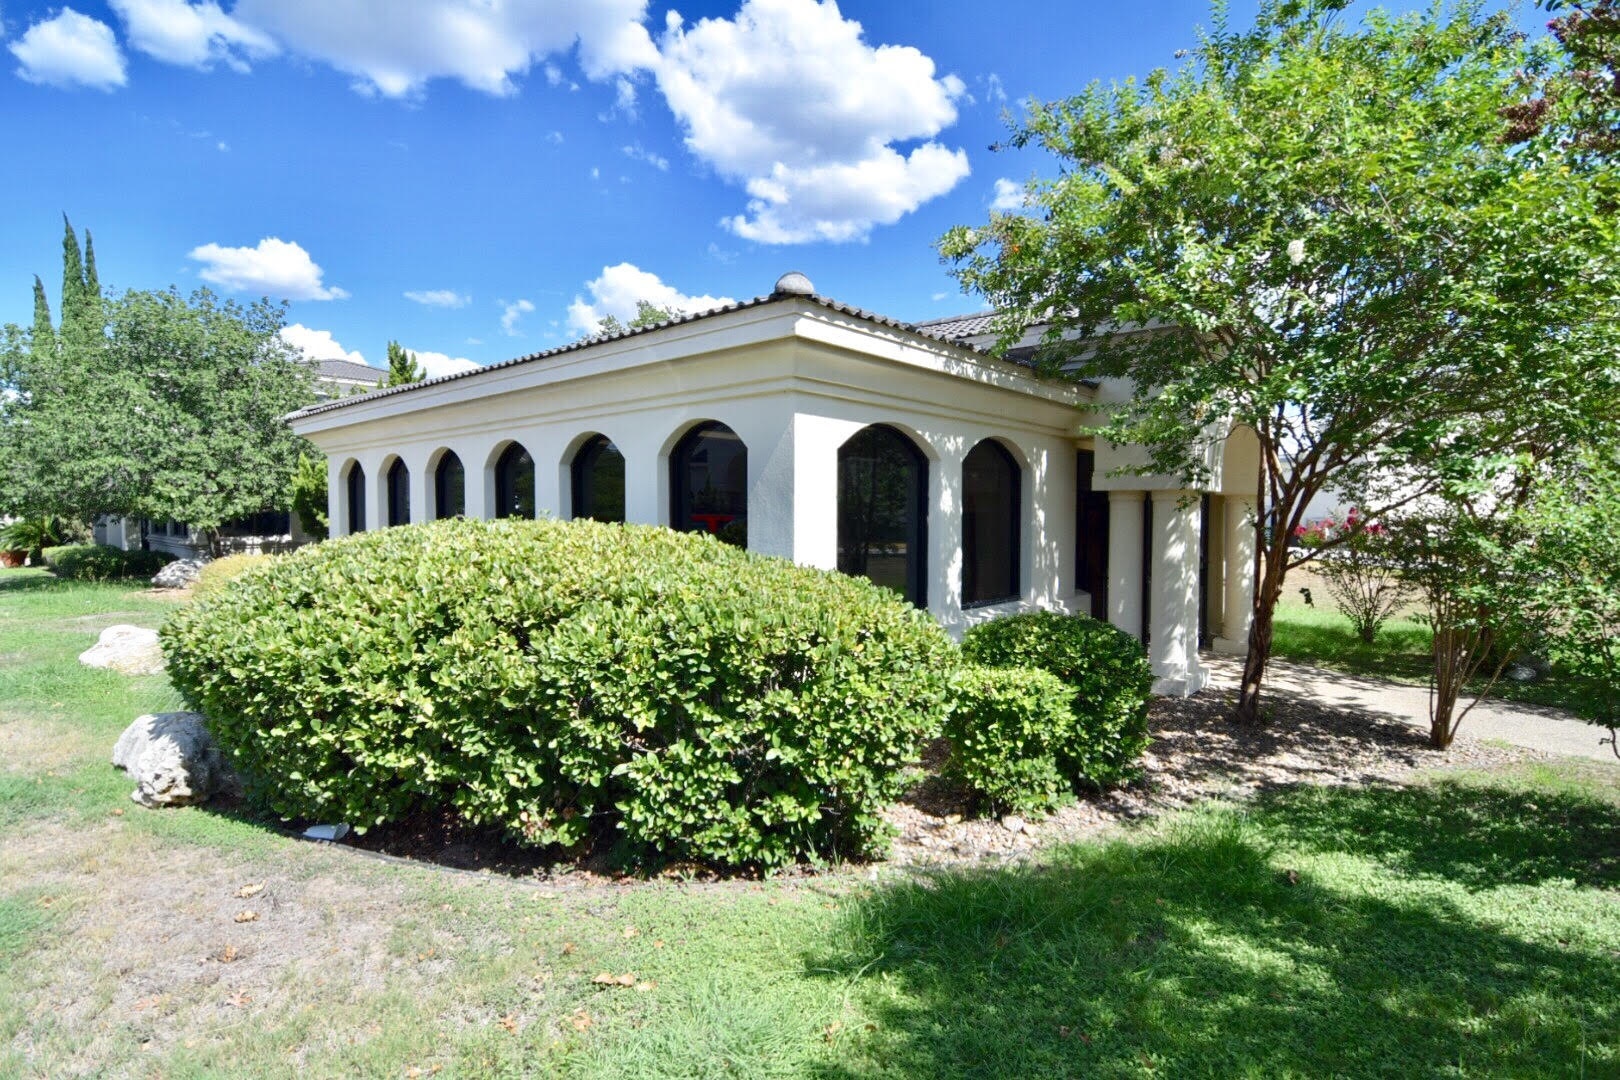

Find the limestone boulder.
xmin=79 ymin=625 xmax=164 ymax=676
xmin=111 ymin=712 xmax=235 ymax=808
xmin=152 ymin=558 xmax=208 ymax=589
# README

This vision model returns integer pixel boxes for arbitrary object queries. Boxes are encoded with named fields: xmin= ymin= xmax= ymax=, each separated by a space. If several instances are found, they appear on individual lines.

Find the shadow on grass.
xmin=811 ymin=778 xmax=1619 ymax=1078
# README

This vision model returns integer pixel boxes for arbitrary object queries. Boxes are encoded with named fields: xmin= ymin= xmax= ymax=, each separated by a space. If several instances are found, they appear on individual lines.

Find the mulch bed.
xmin=307 ymin=685 xmax=1538 ymax=883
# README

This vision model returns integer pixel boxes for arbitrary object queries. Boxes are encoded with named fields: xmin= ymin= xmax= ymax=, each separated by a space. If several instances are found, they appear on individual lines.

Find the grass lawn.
xmin=1269 ymin=600 xmax=1600 ymax=715
xmin=2 ymin=568 xmax=1617 ymax=1077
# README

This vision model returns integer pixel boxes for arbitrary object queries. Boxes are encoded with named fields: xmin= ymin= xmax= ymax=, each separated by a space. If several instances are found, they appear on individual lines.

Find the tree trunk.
xmin=1233 ymin=540 xmax=1290 ymax=725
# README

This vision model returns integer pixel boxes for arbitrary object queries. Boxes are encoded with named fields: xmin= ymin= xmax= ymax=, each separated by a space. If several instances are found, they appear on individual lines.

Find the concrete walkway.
xmin=1202 ymin=654 xmax=1620 ymax=764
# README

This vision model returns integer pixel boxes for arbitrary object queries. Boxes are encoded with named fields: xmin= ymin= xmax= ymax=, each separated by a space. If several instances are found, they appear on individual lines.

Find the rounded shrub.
xmin=161 ymin=518 xmax=956 ymax=870
xmin=43 ymin=543 xmax=174 ymax=581
xmin=943 ymin=664 xmax=1074 ymax=815
xmin=961 ymin=610 xmax=1153 ymax=788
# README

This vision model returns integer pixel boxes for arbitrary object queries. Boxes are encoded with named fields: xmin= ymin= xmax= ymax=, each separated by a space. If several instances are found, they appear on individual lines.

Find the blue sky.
xmin=0 ymin=0 xmax=1537 ymax=377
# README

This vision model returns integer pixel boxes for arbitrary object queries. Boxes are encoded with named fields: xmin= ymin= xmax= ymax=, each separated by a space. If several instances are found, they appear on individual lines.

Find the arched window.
xmin=386 ymin=459 xmax=410 ymax=527
xmin=434 ymin=451 xmax=465 ymax=520
xmin=838 ymin=425 xmax=928 ymax=606
xmin=962 ymin=440 xmax=1021 ymax=607
xmin=345 ymin=462 xmax=366 ymax=533
xmin=494 ymin=442 xmax=535 ymax=519
xmin=670 ymin=422 xmax=747 ymax=547
xmin=571 ymin=435 xmax=625 ymax=523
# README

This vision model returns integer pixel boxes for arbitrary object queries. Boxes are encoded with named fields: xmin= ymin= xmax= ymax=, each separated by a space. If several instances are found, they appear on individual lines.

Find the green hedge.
xmin=42 ymin=544 xmax=174 ymax=581
xmin=162 ymin=518 xmax=956 ymax=870
xmin=961 ymin=611 xmax=1153 ymax=789
xmin=944 ymin=664 xmax=1074 ymax=815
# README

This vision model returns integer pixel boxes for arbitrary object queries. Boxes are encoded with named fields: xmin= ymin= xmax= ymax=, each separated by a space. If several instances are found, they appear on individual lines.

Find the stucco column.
xmin=1106 ymin=491 xmax=1145 ymax=640
xmin=365 ymin=459 xmax=388 ymax=533
xmin=409 ymin=456 xmax=432 ymax=524
xmin=743 ymin=415 xmax=797 ymax=561
xmin=932 ymin=440 xmax=968 ymax=619
xmin=1213 ymin=494 xmax=1256 ymax=655
xmin=465 ymin=454 xmax=492 ymax=520
xmin=1149 ymin=489 xmax=1207 ymax=696
xmin=326 ymin=458 xmax=347 ymax=538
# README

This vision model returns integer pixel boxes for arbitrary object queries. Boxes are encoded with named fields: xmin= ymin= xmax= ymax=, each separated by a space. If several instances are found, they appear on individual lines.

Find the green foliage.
xmin=961 ymin=611 xmax=1153 ymax=787
xmin=29 ymin=276 xmax=53 ymax=355
xmin=0 ymin=273 xmax=316 ymax=536
xmin=192 ymin=553 xmax=272 ymax=598
xmin=0 ymin=517 xmax=82 ymax=561
xmin=385 ymin=340 xmax=424 ymax=387
xmin=942 ymin=0 xmax=1620 ymax=720
xmin=290 ymin=451 xmax=329 ymax=540
xmin=1522 ymin=449 xmax=1620 ymax=758
xmin=161 ymin=518 xmax=956 ymax=869
xmin=41 ymin=543 xmax=173 ymax=581
xmin=594 ymin=301 xmax=679 ymax=338
xmin=943 ymin=664 xmax=1074 ymax=815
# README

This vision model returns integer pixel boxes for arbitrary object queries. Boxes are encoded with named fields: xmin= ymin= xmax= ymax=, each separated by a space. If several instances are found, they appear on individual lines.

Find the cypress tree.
xmin=83 ymin=231 xmax=101 ymax=303
xmin=60 ymin=215 xmax=85 ymax=324
xmin=31 ymin=275 xmax=55 ymax=352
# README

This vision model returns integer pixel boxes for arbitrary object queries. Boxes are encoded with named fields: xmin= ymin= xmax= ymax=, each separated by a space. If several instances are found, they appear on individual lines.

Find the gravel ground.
xmin=882 ymin=683 xmax=1540 ymax=869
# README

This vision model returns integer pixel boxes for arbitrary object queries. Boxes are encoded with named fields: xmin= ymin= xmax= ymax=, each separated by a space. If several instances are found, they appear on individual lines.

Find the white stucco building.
xmin=288 ymin=273 xmax=1261 ymax=697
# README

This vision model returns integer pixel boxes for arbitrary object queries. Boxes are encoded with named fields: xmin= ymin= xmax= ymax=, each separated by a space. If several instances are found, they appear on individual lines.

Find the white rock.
xmin=79 ymin=625 xmax=164 ymax=676
xmin=152 ymin=558 xmax=208 ymax=589
xmin=111 ymin=712 xmax=234 ymax=808
xmin=1000 ymin=815 xmax=1027 ymax=834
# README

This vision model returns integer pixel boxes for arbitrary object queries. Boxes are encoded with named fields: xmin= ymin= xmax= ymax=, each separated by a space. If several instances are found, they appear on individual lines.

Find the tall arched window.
xmin=962 ymin=440 xmax=1021 ymax=607
xmin=571 ymin=435 xmax=625 ymax=523
xmin=386 ymin=459 xmax=410 ymax=527
xmin=494 ymin=442 xmax=535 ymax=519
xmin=433 ymin=451 xmax=465 ymax=519
xmin=670 ymin=422 xmax=747 ymax=547
xmin=345 ymin=462 xmax=366 ymax=534
xmin=838 ymin=425 xmax=927 ymax=606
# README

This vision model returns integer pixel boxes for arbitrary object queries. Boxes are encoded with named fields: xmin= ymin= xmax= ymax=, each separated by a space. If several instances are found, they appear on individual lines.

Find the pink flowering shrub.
xmin=1295 ymin=509 xmax=1412 ymax=643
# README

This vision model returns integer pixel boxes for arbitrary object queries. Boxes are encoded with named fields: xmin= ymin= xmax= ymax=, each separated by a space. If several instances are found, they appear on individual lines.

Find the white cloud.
xmin=653 ymin=0 xmax=970 ymax=244
xmin=622 ymin=143 xmax=669 ymax=170
xmin=228 ymin=0 xmax=657 ymax=98
xmin=10 ymin=9 xmax=128 ymax=90
xmin=404 ymin=289 xmax=470 ymax=309
xmin=501 ymin=299 xmax=535 ymax=335
xmin=279 ymin=323 xmax=367 ymax=366
xmin=188 ymin=237 xmax=348 ymax=301
xmin=991 ymin=178 xmax=1026 ymax=211
xmin=546 ymin=129 xmax=564 ymax=144
xmin=566 ymin=263 xmax=734 ymax=336
xmin=109 ymin=0 xmax=277 ymax=71
xmin=407 ymin=348 xmax=481 ymax=378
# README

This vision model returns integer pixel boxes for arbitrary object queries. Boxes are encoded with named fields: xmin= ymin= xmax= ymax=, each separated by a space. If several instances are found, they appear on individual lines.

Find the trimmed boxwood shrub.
xmin=162 ymin=518 xmax=956 ymax=870
xmin=961 ymin=610 xmax=1153 ymax=788
xmin=943 ymin=664 xmax=1074 ymax=815
xmin=42 ymin=543 xmax=174 ymax=581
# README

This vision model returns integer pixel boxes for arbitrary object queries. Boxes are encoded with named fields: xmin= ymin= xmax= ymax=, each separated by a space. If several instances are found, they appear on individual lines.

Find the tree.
xmin=385 ymin=340 xmax=424 ymax=387
xmin=290 ymin=450 xmax=329 ymax=540
xmin=594 ymin=301 xmax=679 ymax=338
xmin=58 ymin=216 xmax=102 ymax=348
xmin=1506 ymin=1 xmax=1619 ymax=160
xmin=0 ymin=285 xmax=316 ymax=551
xmin=941 ymin=0 xmax=1620 ymax=723
xmin=30 ymin=276 xmax=53 ymax=354
xmin=1521 ymin=448 xmax=1620 ymax=759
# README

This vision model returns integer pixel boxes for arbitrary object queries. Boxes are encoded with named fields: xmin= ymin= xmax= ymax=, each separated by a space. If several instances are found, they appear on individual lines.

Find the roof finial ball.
xmin=773 ymin=270 xmax=814 ymax=297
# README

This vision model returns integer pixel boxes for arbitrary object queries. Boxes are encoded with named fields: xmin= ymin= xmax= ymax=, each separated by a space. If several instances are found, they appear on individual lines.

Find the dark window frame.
xmin=837 ymin=424 xmax=929 ymax=607
xmin=669 ymin=422 xmax=748 ymax=546
xmin=570 ymin=435 xmax=626 ymax=523
xmin=493 ymin=442 xmax=535 ymax=520
xmin=433 ymin=450 xmax=465 ymax=520
xmin=961 ymin=439 xmax=1022 ymax=609
xmin=386 ymin=459 xmax=410 ymax=527
xmin=345 ymin=463 xmax=366 ymax=533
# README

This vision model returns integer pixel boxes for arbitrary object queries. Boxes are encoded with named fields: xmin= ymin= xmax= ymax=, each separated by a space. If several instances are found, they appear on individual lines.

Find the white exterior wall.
xmin=291 ymin=298 xmax=1251 ymax=693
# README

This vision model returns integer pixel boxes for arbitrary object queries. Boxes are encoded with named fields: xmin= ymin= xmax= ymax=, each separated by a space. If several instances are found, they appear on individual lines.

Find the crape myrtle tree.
xmin=940 ymin=0 xmax=1620 ymax=724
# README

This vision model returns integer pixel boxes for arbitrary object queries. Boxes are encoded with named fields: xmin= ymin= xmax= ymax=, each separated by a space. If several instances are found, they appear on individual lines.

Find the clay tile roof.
xmin=912 ymin=311 xmax=1001 ymax=340
xmin=310 ymin=358 xmax=386 ymax=383
xmin=287 ymin=291 xmax=998 ymax=420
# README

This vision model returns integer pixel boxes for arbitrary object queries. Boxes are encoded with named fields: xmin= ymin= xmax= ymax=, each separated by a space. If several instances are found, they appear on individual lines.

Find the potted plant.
xmin=0 ymin=517 xmax=77 ymax=567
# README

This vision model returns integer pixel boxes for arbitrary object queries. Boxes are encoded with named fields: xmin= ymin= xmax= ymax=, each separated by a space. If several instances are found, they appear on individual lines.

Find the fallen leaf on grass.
xmin=216 ymin=945 xmax=239 ymax=964
xmin=652 ymin=940 xmax=665 ymax=949
xmin=568 ymin=1009 xmax=593 ymax=1032
xmin=497 ymin=1014 xmax=518 ymax=1035
xmin=131 ymin=995 xmax=166 ymax=1013
xmin=822 ymin=1021 xmax=844 ymax=1042
xmin=635 ymin=981 xmax=656 ymax=993
xmin=225 ymin=991 xmax=252 ymax=1008
xmin=236 ymin=882 xmax=264 ymax=899
xmin=111 ymin=809 xmax=125 ymax=817
xmin=591 ymin=972 xmax=637 ymax=987
xmin=621 ymin=926 xmax=639 ymax=939
xmin=233 ymin=910 xmax=259 ymax=924
xmin=1283 ymin=869 xmax=1301 ymax=886
xmin=560 ymin=942 xmax=577 ymax=955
